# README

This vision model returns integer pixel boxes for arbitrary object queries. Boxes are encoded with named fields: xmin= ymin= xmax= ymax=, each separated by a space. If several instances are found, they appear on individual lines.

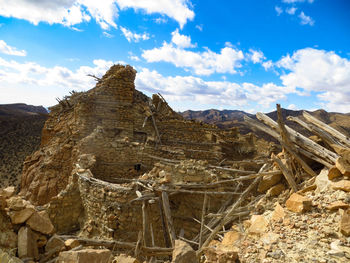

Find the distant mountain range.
xmin=0 ymin=103 xmax=48 ymax=116
xmin=181 ymin=108 xmax=350 ymax=139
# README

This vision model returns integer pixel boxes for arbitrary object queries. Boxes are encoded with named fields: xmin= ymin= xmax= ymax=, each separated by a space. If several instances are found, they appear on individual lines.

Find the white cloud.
xmin=262 ymin=60 xmax=273 ymax=71
xmin=287 ymin=104 xmax=298 ymax=110
xmin=286 ymin=7 xmax=297 ymax=15
xmin=135 ymin=68 xmax=295 ymax=110
xmin=142 ymin=42 xmax=244 ymax=76
xmin=299 ymin=11 xmax=315 ymax=26
xmin=103 ymin=31 xmax=114 ymax=38
xmin=275 ymin=6 xmax=283 ymax=16
xmin=128 ymin=52 xmax=140 ymax=61
xmin=0 ymin=40 xmax=26 ymax=56
xmin=196 ymin=24 xmax=203 ymax=31
xmin=277 ymin=48 xmax=350 ymax=112
xmin=0 ymin=57 xmax=123 ymax=106
xmin=0 ymin=0 xmax=194 ymax=30
xmin=248 ymin=49 xmax=265 ymax=64
xmin=171 ymin=29 xmax=195 ymax=48
xmin=282 ymin=0 xmax=314 ymax=3
xmin=154 ymin=17 xmax=167 ymax=24
xmin=116 ymin=0 xmax=194 ymax=29
xmin=120 ymin=26 xmax=149 ymax=43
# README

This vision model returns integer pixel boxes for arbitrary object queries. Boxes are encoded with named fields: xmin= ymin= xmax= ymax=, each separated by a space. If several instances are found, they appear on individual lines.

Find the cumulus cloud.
xmin=247 ymin=49 xmax=265 ymax=64
xmin=142 ymin=42 xmax=244 ymax=76
xmin=275 ymin=6 xmax=283 ymax=16
xmin=299 ymin=11 xmax=315 ymax=26
xmin=0 ymin=57 xmax=124 ymax=106
xmin=282 ymin=0 xmax=314 ymax=3
xmin=286 ymin=7 xmax=297 ymax=15
xmin=0 ymin=40 xmax=26 ymax=56
xmin=120 ymin=26 xmax=149 ymax=42
xmin=277 ymin=48 xmax=350 ymax=112
xmin=135 ymin=68 xmax=294 ymax=110
xmin=116 ymin=0 xmax=194 ymax=29
xmin=0 ymin=0 xmax=194 ymax=29
xmin=171 ymin=29 xmax=195 ymax=48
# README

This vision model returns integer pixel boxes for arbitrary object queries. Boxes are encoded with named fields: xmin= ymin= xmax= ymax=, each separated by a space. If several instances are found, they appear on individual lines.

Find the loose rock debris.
xmin=0 ymin=65 xmax=349 ymax=262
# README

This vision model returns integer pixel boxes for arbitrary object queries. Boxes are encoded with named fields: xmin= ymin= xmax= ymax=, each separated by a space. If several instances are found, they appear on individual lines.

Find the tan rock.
xmin=57 ymin=249 xmax=111 ymax=263
xmin=0 ymin=195 xmax=6 ymax=210
xmin=27 ymin=210 xmax=55 ymax=234
xmin=332 ymin=180 xmax=350 ymax=192
xmin=315 ymin=168 xmax=331 ymax=193
xmin=266 ymin=183 xmax=285 ymax=197
xmin=9 ymin=207 xmax=35 ymax=224
xmin=45 ymin=235 xmax=65 ymax=252
xmin=6 ymin=196 xmax=26 ymax=211
xmin=336 ymin=153 xmax=350 ymax=176
xmin=112 ymin=254 xmax=140 ymax=263
xmin=204 ymin=246 xmax=239 ymax=263
xmin=0 ymin=186 xmax=16 ymax=198
xmin=172 ymin=240 xmax=198 ymax=263
xmin=257 ymin=173 xmax=282 ymax=193
xmin=340 ymin=209 xmax=350 ymax=236
xmin=248 ymin=215 xmax=268 ymax=235
xmin=18 ymin=226 xmax=39 ymax=260
xmin=260 ymin=232 xmax=279 ymax=245
xmin=65 ymin=239 xmax=80 ymax=249
xmin=326 ymin=201 xmax=350 ymax=211
xmin=328 ymin=166 xmax=342 ymax=180
xmin=271 ymin=202 xmax=285 ymax=222
xmin=285 ymin=193 xmax=312 ymax=213
xmin=0 ymin=211 xmax=17 ymax=249
xmin=37 ymin=234 xmax=47 ymax=248
xmin=221 ymin=231 xmax=242 ymax=246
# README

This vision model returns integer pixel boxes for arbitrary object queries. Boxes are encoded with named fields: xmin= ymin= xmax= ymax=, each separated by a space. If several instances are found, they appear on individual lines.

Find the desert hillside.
xmin=0 ymin=104 xmax=48 ymax=188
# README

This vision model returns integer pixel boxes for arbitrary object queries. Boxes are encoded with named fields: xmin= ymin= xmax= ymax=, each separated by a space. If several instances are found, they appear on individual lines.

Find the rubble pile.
xmin=1 ymin=65 xmax=350 ymax=262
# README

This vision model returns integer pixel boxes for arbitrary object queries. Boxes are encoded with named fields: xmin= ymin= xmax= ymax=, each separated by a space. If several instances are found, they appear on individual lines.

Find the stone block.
xmin=332 ymin=180 xmax=350 ymax=192
xmin=18 ymin=226 xmax=38 ymax=260
xmin=26 ymin=210 xmax=55 ymax=234
xmin=9 ymin=207 xmax=35 ymax=224
xmin=172 ymin=240 xmax=198 ymax=263
xmin=285 ymin=193 xmax=312 ymax=213
xmin=57 ymin=249 xmax=111 ymax=263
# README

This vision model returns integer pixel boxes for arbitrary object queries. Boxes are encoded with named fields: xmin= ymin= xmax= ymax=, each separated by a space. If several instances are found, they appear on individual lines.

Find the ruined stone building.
xmin=19 ymin=65 xmax=268 ymax=251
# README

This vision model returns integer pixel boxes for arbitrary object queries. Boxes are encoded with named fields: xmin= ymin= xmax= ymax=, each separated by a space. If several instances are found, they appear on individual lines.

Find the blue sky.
xmin=0 ymin=0 xmax=349 ymax=113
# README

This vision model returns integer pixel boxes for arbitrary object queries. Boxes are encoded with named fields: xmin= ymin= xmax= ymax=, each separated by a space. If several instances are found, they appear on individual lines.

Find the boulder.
xmin=57 ymin=249 xmax=111 ymax=263
xmin=204 ymin=245 xmax=239 ymax=263
xmin=315 ymin=168 xmax=331 ymax=193
xmin=266 ymin=183 xmax=285 ymax=197
xmin=248 ymin=215 xmax=268 ymax=235
xmin=112 ymin=254 xmax=140 ymax=263
xmin=326 ymin=201 xmax=350 ymax=211
xmin=26 ymin=210 xmax=55 ymax=235
xmin=0 ymin=211 xmax=17 ymax=249
xmin=45 ymin=235 xmax=65 ymax=253
xmin=172 ymin=240 xmax=198 ymax=263
xmin=0 ymin=196 xmax=6 ymax=210
xmin=64 ymin=239 xmax=80 ymax=249
xmin=257 ymin=173 xmax=282 ymax=193
xmin=332 ymin=180 xmax=350 ymax=192
xmin=285 ymin=193 xmax=312 ymax=213
xmin=6 ymin=196 xmax=27 ymax=211
xmin=221 ymin=231 xmax=242 ymax=246
xmin=18 ymin=226 xmax=38 ymax=260
xmin=336 ymin=152 xmax=350 ymax=176
xmin=328 ymin=166 xmax=342 ymax=180
xmin=340 ymin=209 xmax=350 ymax=237
xmin=9 ymin=207 xmax=35 ymax=224
xmin=0 ymin=186 xmax=16 ymax=198
xmin=271 ymin=202 xmax=285 ymax=222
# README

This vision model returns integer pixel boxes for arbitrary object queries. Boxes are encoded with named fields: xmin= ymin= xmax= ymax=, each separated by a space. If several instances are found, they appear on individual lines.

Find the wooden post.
xmin=142 ymin=201 xmax=150 ymax=247
xmin=272 ymin=154 xmax=298 ymax=192
xmin=199 ymin=193 xmax=208 ymax=248
xmin=158 ymin=196 xmax=171 ymax=248
xmin=161 ymin=191 xmax=177 ymax=247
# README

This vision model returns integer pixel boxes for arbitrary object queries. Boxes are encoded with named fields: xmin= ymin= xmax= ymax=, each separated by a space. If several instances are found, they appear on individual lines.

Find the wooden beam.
xmin=256 ymin=112 xmax=338 ymax=164
xmin=272 ymin=154 xmax=298 ymax=192
xmin=303 ymin=111 xmax=350 ymax=147
xmin=199 ymin=193 xmax=208 ymax=248
xmin=161 ymin=191 xmax=177 ymax=247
